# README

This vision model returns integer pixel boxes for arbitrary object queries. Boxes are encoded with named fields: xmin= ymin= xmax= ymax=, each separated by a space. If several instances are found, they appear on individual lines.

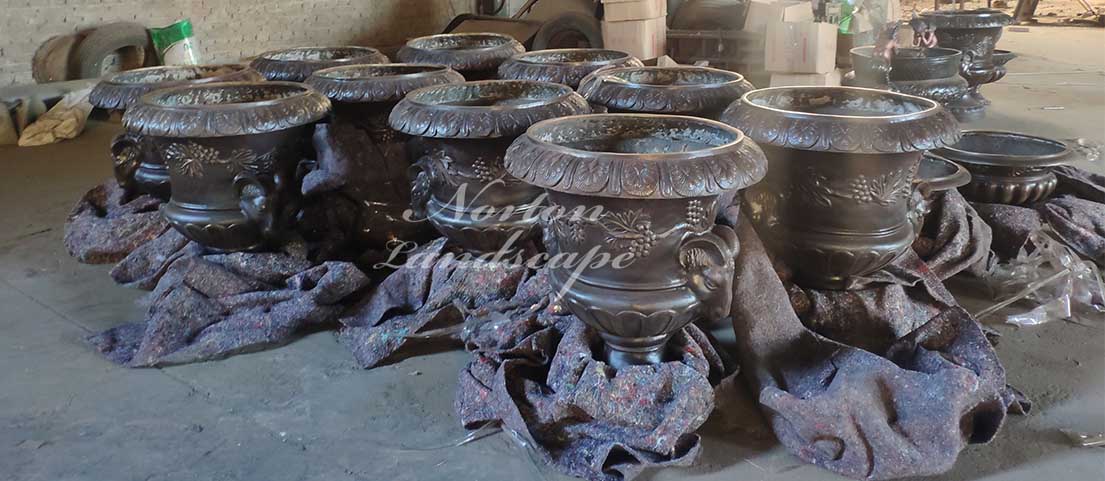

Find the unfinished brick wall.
xmin=0 ymin=0 xmax=472 ymax=85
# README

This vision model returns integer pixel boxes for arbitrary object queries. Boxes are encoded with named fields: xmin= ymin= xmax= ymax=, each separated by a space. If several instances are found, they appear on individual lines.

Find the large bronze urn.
xmin=123 ymin=82 xmax=331 ymax=252
xmin=397 ymin=33 xmax=524 ymax=81
xmin=722 ymin=86 xmax=961 ymax=290
xmin=250 ymin=46 xmax=389 ymax=82
xmin=304 ymin=64 xmax=465 ymax=249
xmin=577 ymin=65 xmax=755 ymax=119
xmin=497 ymin=48 xmax=642 ymax=88
xmin=918 ymin=9 xmax=1013 ymax=122
xmin=89 ymin=64 xmax=263 ymax=200
xmin=388 ymin=80 xmax=590 ymax=253
xmin=505 ymin=114 xmax=767 ymax=368
xmin=845 ymin=47 xmax=970 ymax=113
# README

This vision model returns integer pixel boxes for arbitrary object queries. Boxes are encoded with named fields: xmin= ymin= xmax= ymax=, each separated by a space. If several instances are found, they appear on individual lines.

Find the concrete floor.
xmin=2 ymin=26 xmax=1103 ymax=481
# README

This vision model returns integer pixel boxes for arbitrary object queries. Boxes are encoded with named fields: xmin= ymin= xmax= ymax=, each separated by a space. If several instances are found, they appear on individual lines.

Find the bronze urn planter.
xmin=250 ymin=46 xmax=390 ymax=82
xmin=304 ymin=64 xmax=465 ymax=250
xmin=397 ymin=33 xmax=524 ymax=81
xmin=722 ymin=86 xmax=961 ymax=290
xmin=577 ymin=65 xmax=755 ymax=119
xmin=845 ymin=47 xmax=970 ymax=112
xmin=388 ymin=80 xmax=590 ymax=253
xmin=505 ymin=114 xmax=767 ymax=368
xmin=918 ymin=9 xmax=1013 ymax=122
xmin=89 ymin=64 xmax=264 ymax=200
xmin=934 ymin=130 xmax=1072 ymax=206
xmin=497 ymin=48 xmax=643 ymax=88
xmin=123 ymin=82 xmax=331 ymax=252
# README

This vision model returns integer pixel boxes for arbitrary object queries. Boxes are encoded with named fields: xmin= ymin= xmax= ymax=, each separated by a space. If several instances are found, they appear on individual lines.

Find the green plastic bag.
xmin=150 ymin=19 xmax=201 ymax=65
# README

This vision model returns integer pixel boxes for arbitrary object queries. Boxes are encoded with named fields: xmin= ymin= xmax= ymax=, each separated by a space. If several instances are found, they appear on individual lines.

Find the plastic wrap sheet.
xmin=62 ymin=180 xmax=168 ymax=264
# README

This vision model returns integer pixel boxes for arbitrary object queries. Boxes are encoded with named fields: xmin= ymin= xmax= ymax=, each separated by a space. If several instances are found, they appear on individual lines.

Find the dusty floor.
xmin=2 ymin=27 xmax=1103 ymax=481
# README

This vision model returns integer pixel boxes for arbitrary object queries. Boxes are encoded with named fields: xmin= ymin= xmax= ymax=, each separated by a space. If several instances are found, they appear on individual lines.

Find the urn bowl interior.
xmin=515 ymin=49 xmax=632 ymax=65
xmin=406 ymin=33 xmax=518 ymax=51
xmin=599 ymin=66 xmax=745 ymax=88
xmin=313 ymin=63 xmax=450 ymax=80
xmin=745 ymin=86 xmax=939 ymax=117
xmin=850 ymin=46 xmax=961 ymax=62
xmin=147 ymin=82 xmax=313 ymax=107
xmin=260 ymin=46 xmax=381 ymax=62
xmin=108 ymin=64 xmax=251 ymax=84
xmin=939 ymin=130 xmax=1072 ymax=167
xmin=527 ymin=114 xmax=742 ymax=155
xmin=406 ymin=80 xmax=574 ymax=108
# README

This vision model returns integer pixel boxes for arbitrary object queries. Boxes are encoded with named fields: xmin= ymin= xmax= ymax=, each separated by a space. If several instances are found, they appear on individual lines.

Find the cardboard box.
xmin=743 ymin=0 xmax=814 ymax=32
xmin=769 ymin=69 xmax=843 ymax=87
xmin=765 ymin=21 xmax=837 ymax=73
xmin=602 ymin=16 xmax=667 ymax=60
xmin=603 ymin=0 xmax=667 ymax=22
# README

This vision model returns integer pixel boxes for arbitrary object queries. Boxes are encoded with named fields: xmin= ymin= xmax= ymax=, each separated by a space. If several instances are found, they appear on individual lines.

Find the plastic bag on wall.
xmin=150 ymin=19 xmax=201 ymax=65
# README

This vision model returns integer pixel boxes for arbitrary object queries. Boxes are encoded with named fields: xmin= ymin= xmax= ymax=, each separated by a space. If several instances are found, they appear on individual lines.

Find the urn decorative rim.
xmin=850 ymin=46 xmax=963 ymax=79
xmin=388 ymin=79 xmax=590 ymax=139
xmin=250 ymin=46 xmax=390 ymax=81
xmin=917 ymin=153 xmax=971 ymax=192
xmin=721 ymin=86 xmax=961 ymax=153
xmin=305 ymin=63 xmax=464 ymax=104
xmin=505 ymin=113 xmax=768 ymax=199
xmin=497 ymin=48 xmax=643 ymax=87
xmin=577 ymin=65 xmax=755 ymax=115
xmin=123 ymin=81 xmax=331 ymax=138
xmin=397 ymin=33 xmax=525 ymax=72
xmin=90 ymin=64 xmax=263 ymax=111
xmin=918 ymin=8 xmax=1013 ymax=29
xmin=934 ymin=130 xmax=1072 ymax=168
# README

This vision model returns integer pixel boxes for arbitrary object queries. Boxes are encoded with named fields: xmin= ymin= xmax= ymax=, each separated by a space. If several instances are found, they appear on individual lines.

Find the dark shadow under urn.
xmin=497 ymin=48 xmax=643 ymax=88
xmin=919 ymin=9 xmax=1013 ymax=122
xmin=397 ymin=33 xmax=524 ymax=81
xmin=935 ymin=130 xmax=1072 ymax=206
xmin=505 ymin=114 xmax=767 ymax=368
xmin=304 ymin=64 xmax=465 ymax=250
xmin=388 ymin=80 xmax=590 ymax=253
xmin=577 ymin=65 xmax=756 ymax=119
xmin=123 ymin=82 xmax=331 ymax=252
xmin=250 ymin=46 xmax=390 ymax=82
xmin=846 ymin=47 xmax=970 ymax=111
xmin=89 ymin=64 xmax=264 ymax=200
xmin=722 ymin=86 xmax=961 ymax=290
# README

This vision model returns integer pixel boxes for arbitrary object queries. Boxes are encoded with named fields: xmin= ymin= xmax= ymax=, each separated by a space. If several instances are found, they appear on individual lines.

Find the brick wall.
xmin=0 ymin=0 xmax=473 ymax=85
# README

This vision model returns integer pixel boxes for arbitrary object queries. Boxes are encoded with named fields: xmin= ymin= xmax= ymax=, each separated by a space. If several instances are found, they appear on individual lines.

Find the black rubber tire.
xmin=532 ymin=12 xmax=603 ymax=50
xmin=671 ymin=0 xmax=747 ymax=30
xmin=71 ymin=22 xmax=151 ymax=79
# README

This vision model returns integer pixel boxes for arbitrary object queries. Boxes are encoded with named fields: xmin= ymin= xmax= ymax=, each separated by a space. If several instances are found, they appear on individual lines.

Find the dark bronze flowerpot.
xmin=250 ymin=46 xmax=390 ymax=82
xmin=497 ymin=48 xmax=643 ymax=88
xmin=909 ymin=153 xmax=972 ymax=230
xmin=722 ymin=86 xmax=961 ymax=290
xmin=578 ymin=66 xmax=755 ymax=120
xmin=89 ymin=64 xmax=264 ymax=200
xmin=388 ymin=80 xmax=590 ymax=253
xmin=397 ymin=33 xmax=524 ymax=81
xmin=505 ymin=114 xmax=767 ymax=368
xmin=304 ymin=64 xmax=465 ymax=249
xmin=934 ymin=130 xmax=1072 ymax=206
xmin=123 ymin=82 xmax=331 ymax=252
xmin=846 ymin=47 xmax=970 ymax=108
xmin=919 ymin=9 xmax=1013 ymax=122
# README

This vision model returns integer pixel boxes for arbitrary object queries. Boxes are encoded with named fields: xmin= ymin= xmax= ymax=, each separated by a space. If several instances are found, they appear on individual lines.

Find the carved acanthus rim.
xmin=577 ymin=66 xmax=755 ymax=115
xmin=388 ymin=80 xmax=590 ymax=139
xmin=90 ymin=64 xmax=263 ymax=111
xmin=497 ymin=49 xmax=643 ymax=88
xmin=918 ymin=8 xmax=1013 ymax=29
xmin=250 ymin=46 xmax=390 ymax=81
xmin=720 ymin=86 xmax=962 ymax=153
xmin=123 ymin=81 xmax=331 ymax=138
xmin=397 ymin=33 xmax=524 ymax=73
xmin=305 ymin=64 xmax=465 ymax=104
xmin=504 ymin=114 xmax=768 ymax=199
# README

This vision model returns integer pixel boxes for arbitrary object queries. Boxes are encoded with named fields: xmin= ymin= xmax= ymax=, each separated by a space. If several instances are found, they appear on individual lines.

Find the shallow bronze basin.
xmin=251 ymin=46 xmax=389 ymax=82
xmin=935 ymin=130 xmax=1072 ymax=205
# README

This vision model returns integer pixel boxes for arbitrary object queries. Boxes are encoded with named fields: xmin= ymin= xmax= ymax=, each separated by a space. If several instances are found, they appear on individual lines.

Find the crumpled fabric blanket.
xmin=86 ymin=239 xmax=370 ymax=367
xmin=911 ymin=189 xmax=994 ymax=279
xmin=337 ymin=238 xmax=529 ymax=369
xmin=62 ymin=180 xmax=167 ymax=264
xmin=972 ymin=166 xmax=1105 ymax=267
xmin=728 ymin=218 xmax=1025 ymax=481
xmin=454 ymin=277 xmax=728 ymax=481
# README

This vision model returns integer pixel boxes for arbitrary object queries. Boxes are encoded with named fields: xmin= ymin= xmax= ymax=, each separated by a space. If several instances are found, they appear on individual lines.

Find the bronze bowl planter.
xmin=304 ymin=64 xmax=465 ymax=250
xmin=250 ymin=46 xmax=390 ymax=82
xmin=388 ymin=80 xmax=590 ymax=253
xmin=721 ymin=86 xmax=961 ymax=290
xmin=918 ymin=9 xmax=1013 ymax=122
xmin=845 ymin=47 xmax=970 ymax=110
xmin=89 ymin=64 xmax=264 ymax=200
xmin=910 ymin=153 xmax=972 ymax=230
xmin=577 ymin=65 xmax=755 ymax=120
xmin=397 ymin=33 xmax=525 ymax=81
xmin=505 ymin=113 xmax=767 ymax=368
xmin=497 ymin=48 xmax=643 ymax=88
xmin=123 ymin=82 xmax=331 ymax=252
xmin=934 ymin=130 xmax=1072 ymax=206
xmin=992 ymin=49 xmax=1016 ymax=67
